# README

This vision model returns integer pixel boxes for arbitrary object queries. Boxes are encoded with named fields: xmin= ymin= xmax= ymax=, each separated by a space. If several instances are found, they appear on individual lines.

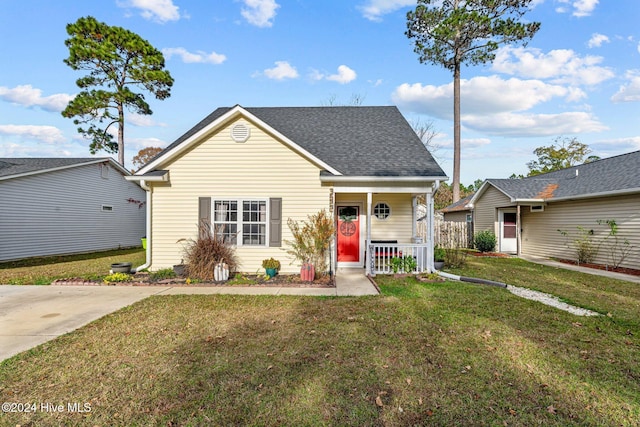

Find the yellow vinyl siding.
xmin=474 ymin=186 xmax=513 ymax=234
xmin=521 ymin=194 xmax=640 ymax=270
xmin=150 ymin=118 xmax=330 ymax=273
xmin=334 ymin=193 xmax=414 ymax=243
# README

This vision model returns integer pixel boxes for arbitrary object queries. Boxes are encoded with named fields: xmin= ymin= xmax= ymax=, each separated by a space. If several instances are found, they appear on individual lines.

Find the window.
xmin=530 ymin=205 xmax=544 ymax=212
xmin=213 ymin=199 xmax=267 ymax=246
xmin=373 ymin=202 xmax=391 ymax=220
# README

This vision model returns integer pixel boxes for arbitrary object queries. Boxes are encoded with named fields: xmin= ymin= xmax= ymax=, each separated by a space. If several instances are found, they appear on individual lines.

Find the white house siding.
xmin=150 ymin=118 xmax=331 ymax=273
xmin=521 ymin=194 xmax=640 ymax=270
xmin=473 ymin=186 xmax=513 ymax=235
xmin=0 ymin=163 xmax=145 ymax=262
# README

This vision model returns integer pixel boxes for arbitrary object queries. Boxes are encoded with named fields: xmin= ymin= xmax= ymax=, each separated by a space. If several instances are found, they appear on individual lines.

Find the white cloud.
xmin=464 ymin=112 xmax=607 ymax=137
xmin=311 ymin=65 xmax=357 ymax=84
xmin=117 ymin=0 xmax=181 ymax=23
xmin=392 ymin=76 xmax=583 ymax=118
xmin=556 ymin=0 xmax=599 ymax=17
xmin=241 ymin=0 xmax=280 ymax=28
xmin=592 ymin=137 xmax=640 ymax=153
xmin=262 ymin=61 xmax=299 ymax=80
xmin=0 ymin=85 xmax=74 ymax=112
xmin=587 ymin=33 xmax=609 ymax=48
xmin=611 ymin=70 xmax=640 ymax=103
xmin=358 ymin=0 xmax=414 ymax=22
xmin=162 ymin=47 xmax=226 ymax=64
xmin=0 ymin=125 xmax=66 ymax=144
xmin=128 ymin=113 xmax=167 ymax=127
xmin=492 ymin=46 xmax=614 ymax=86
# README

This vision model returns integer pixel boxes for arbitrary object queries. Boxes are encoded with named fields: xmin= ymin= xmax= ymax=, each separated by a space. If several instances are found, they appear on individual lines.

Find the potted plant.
xmin=434 ymin=246 xmax=446 ymax=270
xmin=262 ymin=258 xmax=281 ymax=278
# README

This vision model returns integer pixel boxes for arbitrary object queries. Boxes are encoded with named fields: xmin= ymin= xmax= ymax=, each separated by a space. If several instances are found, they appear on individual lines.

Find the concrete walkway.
xmin=0 ymin=269 xmax=377 ymax=362
xmin=520 ymin=255 xmax=640 ymax=284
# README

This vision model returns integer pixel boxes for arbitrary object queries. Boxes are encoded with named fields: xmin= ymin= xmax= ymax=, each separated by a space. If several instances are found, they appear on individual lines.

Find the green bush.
xmin=149 ymin=268 xmax=176 ymax=281
xmin=474 ymin=230 xmax=497 ymax=252
xmin=103 ymin=272 xmax=132 ymax=283
xmin=434 ymin=245 xmax=446 ymax=262
xmin=444 ymin=248 xmax=467 ymax=268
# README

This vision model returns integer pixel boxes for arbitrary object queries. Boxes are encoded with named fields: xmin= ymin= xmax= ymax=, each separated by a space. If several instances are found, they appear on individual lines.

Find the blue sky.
xmin=1 ymin=0 xmax=639 ymax=183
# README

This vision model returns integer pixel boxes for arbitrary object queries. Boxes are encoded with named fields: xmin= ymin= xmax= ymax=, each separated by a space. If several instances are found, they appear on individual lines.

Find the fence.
xmin=418 ymin=219 xmax=472 ymax=249
xmin=368 ymin=242 xmax=429 ymax=275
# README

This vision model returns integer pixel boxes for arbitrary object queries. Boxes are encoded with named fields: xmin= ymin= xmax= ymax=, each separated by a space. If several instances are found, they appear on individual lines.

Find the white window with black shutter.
xmin=199 ymin=197 xmax=281 ymax=247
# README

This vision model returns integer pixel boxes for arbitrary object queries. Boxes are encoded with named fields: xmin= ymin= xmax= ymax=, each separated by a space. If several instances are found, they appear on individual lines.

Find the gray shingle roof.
xmin=153 ymin=106 xmax=446 ymax=178
xmin=486 ymin=150 xmax=640 ymax=200
xmin=441 ymin=193 xmax=474 ymax=212
xmin=0 ymin=158 xmax=117 ymax=179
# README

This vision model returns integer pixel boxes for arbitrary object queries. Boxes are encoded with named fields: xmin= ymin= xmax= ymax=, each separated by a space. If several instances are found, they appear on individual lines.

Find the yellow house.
xmin=127 ymin=105 xmax=447 ymax=276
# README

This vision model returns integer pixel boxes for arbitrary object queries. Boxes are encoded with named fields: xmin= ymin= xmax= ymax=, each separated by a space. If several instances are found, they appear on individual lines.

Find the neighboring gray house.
xmin=441 ymin=194 xmax=474 ymax=223
xmin=0 ymin=158 xmax=146 ymax=262
xmin=468 ymin=150 xmax=640 ymax=269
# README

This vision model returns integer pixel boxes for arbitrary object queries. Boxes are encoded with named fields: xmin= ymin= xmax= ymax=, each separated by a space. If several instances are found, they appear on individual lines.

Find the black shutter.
xmin=269 ymin=198 xmax=282 ymax=247
xmin=198 ymin=197 xmax=211 ymax=239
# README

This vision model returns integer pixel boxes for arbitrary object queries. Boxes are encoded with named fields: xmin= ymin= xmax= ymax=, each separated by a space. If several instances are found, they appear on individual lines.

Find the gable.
xmin=139 ymin=105 xmax=446 ymax=179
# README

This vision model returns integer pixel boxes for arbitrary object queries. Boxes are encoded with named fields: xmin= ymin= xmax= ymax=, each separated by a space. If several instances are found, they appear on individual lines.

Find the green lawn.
xmin=0 ymin=248 xmax=146 ymax=285
xmin=0 ymin=258 xmax=638 ymax=426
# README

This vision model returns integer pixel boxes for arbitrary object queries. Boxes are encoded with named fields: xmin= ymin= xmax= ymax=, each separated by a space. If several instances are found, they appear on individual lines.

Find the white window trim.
xmin=373 ymin=201 xmax=391 ymax=221
xmin=212 ymin=198 xmax=270 ymax=247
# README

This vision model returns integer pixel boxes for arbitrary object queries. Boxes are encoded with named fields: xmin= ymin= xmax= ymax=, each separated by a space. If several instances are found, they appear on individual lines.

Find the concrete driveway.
xmin=0 ymin=285 xmax=166 ymax=362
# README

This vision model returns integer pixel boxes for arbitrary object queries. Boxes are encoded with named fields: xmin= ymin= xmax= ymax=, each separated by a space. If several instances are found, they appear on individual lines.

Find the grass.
xmin=0 ymin=258 xmax=638 ymax=425
xmin=0 ymin=248 xmax=146 ymax=285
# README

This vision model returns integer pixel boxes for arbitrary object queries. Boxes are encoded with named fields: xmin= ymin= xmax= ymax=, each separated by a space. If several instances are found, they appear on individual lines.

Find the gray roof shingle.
xmin=0 ymin=158 xmax=111 ymax=179
xmin=486 ymin=150 xmax=640 ymax=200
xmin=152 ymin=106 xmax=446 ymax=178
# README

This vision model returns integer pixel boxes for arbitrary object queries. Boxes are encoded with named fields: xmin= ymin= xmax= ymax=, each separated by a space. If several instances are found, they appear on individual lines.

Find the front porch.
xmin=328 ymin=183 xmax=438 ymax=276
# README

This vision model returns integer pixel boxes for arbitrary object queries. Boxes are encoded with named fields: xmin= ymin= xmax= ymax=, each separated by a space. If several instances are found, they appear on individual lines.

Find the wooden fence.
xmin=418 ymin=219 xmax=472 ymax=249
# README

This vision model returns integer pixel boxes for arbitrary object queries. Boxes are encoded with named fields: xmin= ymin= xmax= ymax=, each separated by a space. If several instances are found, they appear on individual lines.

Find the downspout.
xmin=134 ymin=179 xmax=152 ymax=272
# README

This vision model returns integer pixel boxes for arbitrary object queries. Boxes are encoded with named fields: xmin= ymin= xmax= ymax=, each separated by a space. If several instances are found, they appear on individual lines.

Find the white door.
xmin=499 ymin=209 xmax=517 ymax=253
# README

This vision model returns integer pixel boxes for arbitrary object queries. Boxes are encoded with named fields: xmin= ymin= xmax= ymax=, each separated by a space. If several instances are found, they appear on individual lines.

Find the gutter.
xmin=134 ymin=179 xmax=152 ymax=272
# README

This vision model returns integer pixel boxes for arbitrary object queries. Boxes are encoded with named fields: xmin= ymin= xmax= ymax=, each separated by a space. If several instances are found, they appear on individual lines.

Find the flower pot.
xmin=111 ymin=262 xmax=132 ymax=273
xmin=434 ymin=261 xmax=445 ymax=270
xmin=173 ymin=264 xmax=186 ymax=276
xmin=301 ymin=263 xmax=315 ymax=281
xmin=265 ymin=268 xmax=278 ymax=278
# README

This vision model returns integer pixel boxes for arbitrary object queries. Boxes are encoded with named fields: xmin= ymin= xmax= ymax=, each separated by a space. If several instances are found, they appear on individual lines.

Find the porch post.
xmin=366 ymin=192 xmax=372 ymax=275
xmin=426 ymin=190 xmax=434 ymax=272
xmin=516 ymin=204 xmax=521 ymax=257
xmin=412 ymin=196 xmax=417 ymax=238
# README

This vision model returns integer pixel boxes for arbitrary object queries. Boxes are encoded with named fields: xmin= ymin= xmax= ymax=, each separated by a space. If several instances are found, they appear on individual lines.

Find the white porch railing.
xmin=368 ymin=242 xmax=430 ymax=275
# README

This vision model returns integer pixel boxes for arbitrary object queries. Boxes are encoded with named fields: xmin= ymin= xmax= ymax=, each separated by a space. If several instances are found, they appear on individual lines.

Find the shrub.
xmin=444 ymin=248 xmax=467 ymax=268
xmin=149 ymin=268 xmax=176 ymax=281
xmin=558 ymin=226 xmax=599 ymax=264
xmin=178 ymin=224 xmax=239 ymax=281
xmin=434 ymin=245 xmax=446 ymax=262
xmin=103 ymin=272 xmax=132 ymax=283
xmin=262 ymin=258 xmax=281 ymax=270
xmin=390 ymin=256 xmax=418 ymax=274
xmin=285 ymin=209 xmax=335 ymax=278
xmin=474 ymin=230 xmax=497 ymax=252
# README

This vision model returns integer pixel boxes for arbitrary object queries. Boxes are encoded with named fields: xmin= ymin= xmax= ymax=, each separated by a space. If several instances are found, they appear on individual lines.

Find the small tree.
xmin=285 ymin=210 xmax=335 ymax=278
xmin=597 ymin=219 xmax=634 ymax=268
xmin=406 ymin=0 xmax=540 ymax=202
xmin=527 ymin=137 xmax=600 ymax=176
xmin=132 ymin=146 xmax=163 ymax=171
xmin=62 ymin=16 xmax=174 ymax=165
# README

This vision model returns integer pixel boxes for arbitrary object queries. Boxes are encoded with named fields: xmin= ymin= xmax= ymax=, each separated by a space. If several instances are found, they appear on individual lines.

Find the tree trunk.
xmin=117 ymin=103 xmax=125 ymax=166
xmin=452 ymin=62 xmax=461 ymax=203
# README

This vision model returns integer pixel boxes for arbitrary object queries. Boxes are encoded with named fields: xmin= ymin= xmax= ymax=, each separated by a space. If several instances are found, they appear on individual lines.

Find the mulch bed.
xmin=52 ymin=272 xmax=335 ymax=288
xmin=554 ymin=259 xmax=640 ymax=277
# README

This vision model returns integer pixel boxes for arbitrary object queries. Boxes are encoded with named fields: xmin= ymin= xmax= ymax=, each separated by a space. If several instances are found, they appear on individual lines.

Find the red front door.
xmin=337 ymin=206 xmax=360 ymax=262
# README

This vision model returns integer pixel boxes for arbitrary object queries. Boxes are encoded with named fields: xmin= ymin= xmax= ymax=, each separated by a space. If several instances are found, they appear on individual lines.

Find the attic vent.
xmin=231 ymin=123 xmax=250 ymax=143
xmin=530 ymin=205 xmax=544 ymax=213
